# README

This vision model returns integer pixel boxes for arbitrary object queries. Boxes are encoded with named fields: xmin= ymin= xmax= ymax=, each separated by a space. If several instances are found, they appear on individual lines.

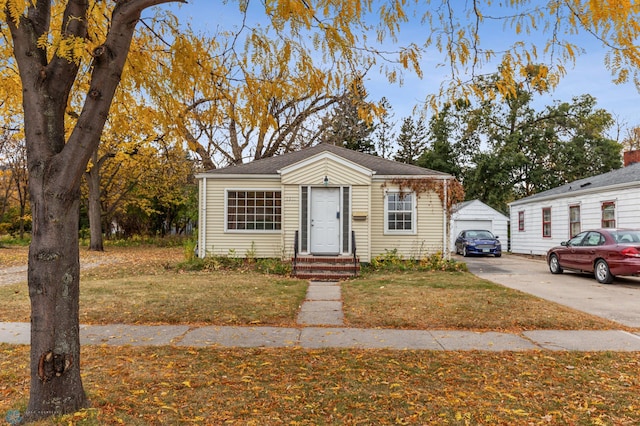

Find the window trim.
xmin=601 ymin=201 xmax=616 ymax=228
xmin=542 ymin=207 xmax=552 ymax=238
xmin=569 ymin=204 xmax=581 ymax=238
xmin=225 ymin=188 xmax=282 ymax=233
xmin=518 ymin=211 xmax=525 ymax=232
xmin=384 ymin=190 xmax=416 ymax=235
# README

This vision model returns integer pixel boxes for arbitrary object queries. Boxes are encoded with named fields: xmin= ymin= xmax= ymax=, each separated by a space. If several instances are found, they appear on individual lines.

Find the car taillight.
xmin=621 ymin=247 xmax=640 ymax=258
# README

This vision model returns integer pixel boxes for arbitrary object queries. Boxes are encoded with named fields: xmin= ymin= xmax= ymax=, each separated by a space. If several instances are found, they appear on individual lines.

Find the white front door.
xmin=310 ymin=187 xmax=340 ymax=254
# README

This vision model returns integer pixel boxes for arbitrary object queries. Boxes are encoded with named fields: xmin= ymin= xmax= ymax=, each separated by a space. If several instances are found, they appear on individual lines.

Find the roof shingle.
xmin=511 ymin=162 xmax=640 ymax=205
xmin=200 ymin=143 xmax=449 ymax=177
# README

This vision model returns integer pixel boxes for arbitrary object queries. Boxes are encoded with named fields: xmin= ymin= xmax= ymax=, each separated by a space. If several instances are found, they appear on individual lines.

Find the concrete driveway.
xmin=460 ymin=253 xmax=640 ymax=328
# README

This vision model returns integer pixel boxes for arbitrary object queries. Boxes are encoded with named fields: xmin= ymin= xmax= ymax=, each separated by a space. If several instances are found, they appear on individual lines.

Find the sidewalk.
xmin=2 ymin=281 xmax=640 ymax=351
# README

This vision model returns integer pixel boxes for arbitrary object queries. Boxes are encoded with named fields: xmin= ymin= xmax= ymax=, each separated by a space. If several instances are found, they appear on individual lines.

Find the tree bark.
xmin=26 ymin=174 xmax=87 ymax=419
xmin=5 ymin=0 xmax=184 ymax=421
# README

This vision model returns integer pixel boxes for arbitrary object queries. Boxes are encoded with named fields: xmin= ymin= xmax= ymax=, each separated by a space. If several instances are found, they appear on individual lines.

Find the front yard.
xmin=0 ymin=245 xmax=622 ymax=331
xmin=1 ymin=245 xmax=638 ymax=425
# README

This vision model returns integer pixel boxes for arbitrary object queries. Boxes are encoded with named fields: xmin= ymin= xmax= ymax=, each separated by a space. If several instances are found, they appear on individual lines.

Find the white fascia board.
xmin=373 ymin=174 xmax=453 ymax=181
xmin=277 ymin=152 xmax=374 ymax=177
xmin=508 ymin=180 xmax=640 ymax=207
xmin=194 ymin=173 xmax=280 ymax=180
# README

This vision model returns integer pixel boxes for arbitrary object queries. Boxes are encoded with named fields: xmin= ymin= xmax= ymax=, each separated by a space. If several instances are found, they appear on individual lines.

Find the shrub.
xmin=366 ymin=249 xmax=466 ymax=273
xmin=176 ymin=254 xmax=291 ymax=276
xmin=256 ymin=258 xmax=292 ymax=275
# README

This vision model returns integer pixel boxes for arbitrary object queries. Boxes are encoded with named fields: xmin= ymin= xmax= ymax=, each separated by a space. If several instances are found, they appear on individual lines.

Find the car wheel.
xmin=495 ymin=252 xmax=502 ymax=258
xmin=548 ymin=254 xmax=563 ymax=274
xmin=462 ymin=246 xmax=468 ymax=257
xmin=594 ymin=259 xmax=614 ymax=284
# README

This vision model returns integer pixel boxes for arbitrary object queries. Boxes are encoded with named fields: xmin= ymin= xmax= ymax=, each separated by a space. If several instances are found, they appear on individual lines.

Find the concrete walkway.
xmin=296 ymin=281 xmax=344 ymax=326
xmin=2 ymin=280 xmax=640 ymax=351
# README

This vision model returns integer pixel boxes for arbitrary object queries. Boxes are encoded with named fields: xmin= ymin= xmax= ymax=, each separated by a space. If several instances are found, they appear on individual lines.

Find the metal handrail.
xmin=351 ymin=230 xmax=357 ymax=276
xmin=293 ymin=230 xmax=299 ymax=275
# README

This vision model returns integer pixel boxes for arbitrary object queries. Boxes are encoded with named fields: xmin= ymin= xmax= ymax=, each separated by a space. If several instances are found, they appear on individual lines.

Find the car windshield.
xmin=610 ymin=230 xmax=640 ymax=244
xmin=467 ymin=231 xmax=494 ymax=239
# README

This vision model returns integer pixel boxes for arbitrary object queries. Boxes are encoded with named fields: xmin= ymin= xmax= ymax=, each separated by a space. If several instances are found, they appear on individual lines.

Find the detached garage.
xmin=450 ymin=200 xmax=510 ymax=251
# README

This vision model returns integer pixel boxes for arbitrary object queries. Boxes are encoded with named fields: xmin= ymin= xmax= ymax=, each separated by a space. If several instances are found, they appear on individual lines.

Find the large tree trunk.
xmin=26 ymin=176 xmax=87 ymax=418
xmin=5 ymin=1 xmax=183 ymax=421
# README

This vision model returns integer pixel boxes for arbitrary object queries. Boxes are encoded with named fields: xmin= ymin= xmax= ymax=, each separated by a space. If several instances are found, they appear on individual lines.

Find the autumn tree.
xmin=3 ymin=0 xmax=640 ymax=422
xmin=2 ymin=135 xmax=29 ymax=238
xmin=3 ymin=0 xmax=185 ymax=419
xmin=109 ymin=140 xmax=196 ymax=237
xmin=461 ymin=74 xmax=621 ymax=212
xmin=138 ymin=16 xmax=349 ymax=169
xmin=622 ymin=126 xmax=640 ymax=151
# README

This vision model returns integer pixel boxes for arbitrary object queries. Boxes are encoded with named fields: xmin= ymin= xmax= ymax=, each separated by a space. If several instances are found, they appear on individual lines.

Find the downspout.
xmin=443 ymin=178 xmax=449 ymax=259
xmin=200 ymin=177 xmax=207 ymax=258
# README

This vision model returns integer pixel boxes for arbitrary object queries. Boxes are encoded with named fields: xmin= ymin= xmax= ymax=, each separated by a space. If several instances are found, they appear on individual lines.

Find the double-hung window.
xmin=226 ymin=190 xmax=282 ymax=231
xmin=569 ymin=205 xmax=581 ymax=237
xmin=542 ymin=207 xmax=551 ymax=238
xmin=601 ymin=201 xmax=616 ymax=228
xmin=385 ymin=192 xmax=415 ymax=233
xmin=518 ymin=211 xmax=525 ymax=231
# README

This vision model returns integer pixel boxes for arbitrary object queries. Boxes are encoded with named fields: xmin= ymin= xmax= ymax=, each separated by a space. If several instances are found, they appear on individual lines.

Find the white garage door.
xmin=451 ymin=220 xmax=493 ymax=250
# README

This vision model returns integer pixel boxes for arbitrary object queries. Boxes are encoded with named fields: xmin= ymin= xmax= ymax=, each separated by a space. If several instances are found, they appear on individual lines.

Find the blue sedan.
xmin=455 ymin=229 xmax=502 ymax=257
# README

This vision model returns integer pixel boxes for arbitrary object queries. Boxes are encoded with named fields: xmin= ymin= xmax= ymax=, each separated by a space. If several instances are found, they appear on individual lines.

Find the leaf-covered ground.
xmin=1 ymin=246 xmax=639 ymax=424
xmin=1 ymin=344 xmax=640 ymax=425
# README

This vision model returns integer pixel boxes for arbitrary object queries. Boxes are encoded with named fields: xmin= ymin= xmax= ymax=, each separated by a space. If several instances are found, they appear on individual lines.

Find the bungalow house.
xmin=508 ymin=151 xmax=640 ymax=256
xmin=195 ymin=143 xmax=455 ymax=277
xmin=450 ymin=200 xmax=509 ymax=251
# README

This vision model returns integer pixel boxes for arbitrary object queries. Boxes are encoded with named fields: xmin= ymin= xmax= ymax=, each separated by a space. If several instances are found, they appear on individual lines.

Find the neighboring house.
xmin=509 ymin=151 xmax=640 ymax=256
xmin=195 ymin=143 xmax=455 ymax=265
xmin=450 ymin=200 xmax=509 ymax=251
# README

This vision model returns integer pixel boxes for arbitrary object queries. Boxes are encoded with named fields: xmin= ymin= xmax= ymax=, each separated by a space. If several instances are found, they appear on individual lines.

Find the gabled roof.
xmin=197 ymin=143 xmax=450 ymax=177
xmin=510 ymin=162 xmax=640 ymax=205
xmin=452 ymin=199 xmax=510 ymax=220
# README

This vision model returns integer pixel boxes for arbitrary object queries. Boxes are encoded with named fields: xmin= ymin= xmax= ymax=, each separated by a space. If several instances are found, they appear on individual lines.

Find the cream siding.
xmin=200 ymin=177 xmax=285 ymax=258
xmin=351 ymin=184 xmax=371 ymax=262
xmin=370 ymin=181 xmax=445 ymax=259
xmin=197 ymin=150 xmax=451 ymax=262
xmin=280 ymin=157 xmax=373 ymax=261
xmin=281 ymin=156 xmax=371 ymax=186
xmin=281 ymin=184 xmax=300 ymax=259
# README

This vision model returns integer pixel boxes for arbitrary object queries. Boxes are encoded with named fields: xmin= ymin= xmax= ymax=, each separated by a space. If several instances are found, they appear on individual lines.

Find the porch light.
xmin=323 ymin=175 xmax=329 ymax=186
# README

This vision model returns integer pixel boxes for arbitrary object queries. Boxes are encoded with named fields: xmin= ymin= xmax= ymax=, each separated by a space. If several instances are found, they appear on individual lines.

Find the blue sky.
xmin=159 ymin=1 xmax=639 ymax=137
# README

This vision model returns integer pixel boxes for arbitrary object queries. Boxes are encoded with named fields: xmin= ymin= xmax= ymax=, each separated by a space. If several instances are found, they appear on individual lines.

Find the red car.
xmin=547 ymin=229 xmax=640 ymax=284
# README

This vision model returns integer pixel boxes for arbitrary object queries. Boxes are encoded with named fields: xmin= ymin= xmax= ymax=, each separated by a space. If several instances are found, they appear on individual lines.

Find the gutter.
xmin=509 ymin=181 xmax=640 ymax=207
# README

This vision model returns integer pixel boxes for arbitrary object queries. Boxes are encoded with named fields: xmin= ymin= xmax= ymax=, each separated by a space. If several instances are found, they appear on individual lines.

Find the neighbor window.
xmin=569 ymin=205 xmax=581 ymax=237
xmin=385 ymin=192 xmax=414 ymax=233
xmin=601 ymin=201 xmax=616 ymax=228
xmin=518 ymin=211 xmax=525 ymax=231
xmin=542 ymin=207 xmax=551 ymax=238
xmin=226 ymin=190 xmax=282 ymax=231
